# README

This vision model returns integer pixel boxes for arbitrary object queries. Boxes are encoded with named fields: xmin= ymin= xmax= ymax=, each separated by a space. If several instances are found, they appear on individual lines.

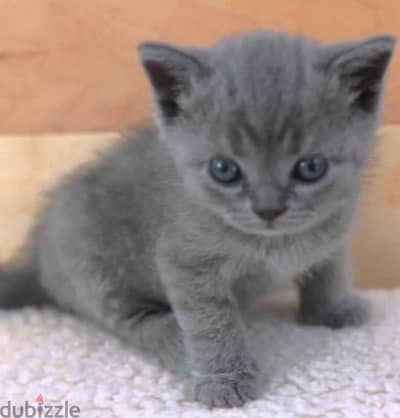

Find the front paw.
xmin=300 ymin=293 xmax=371 ymax=329
xmin=193 ymin=368 xmax=259 ymax=408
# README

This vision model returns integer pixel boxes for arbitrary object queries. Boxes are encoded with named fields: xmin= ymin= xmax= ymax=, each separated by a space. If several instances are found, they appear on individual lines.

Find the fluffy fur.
xmin=0 ymin=31 xmax=395 ymax=408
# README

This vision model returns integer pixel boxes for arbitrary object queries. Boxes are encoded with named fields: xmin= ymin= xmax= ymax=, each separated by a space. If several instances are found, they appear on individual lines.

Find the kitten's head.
xmin=138 ymin=31 xmax=395 ymax=236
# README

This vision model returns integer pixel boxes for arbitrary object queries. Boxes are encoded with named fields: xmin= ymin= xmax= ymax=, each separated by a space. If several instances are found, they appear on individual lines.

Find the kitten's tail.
xmin=0 ymin=251 xmax=51 ymax=309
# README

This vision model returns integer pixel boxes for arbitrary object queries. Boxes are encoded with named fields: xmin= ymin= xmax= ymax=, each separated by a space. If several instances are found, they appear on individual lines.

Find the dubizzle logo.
xmin=0 ymin=394 xmax=80 ymax=418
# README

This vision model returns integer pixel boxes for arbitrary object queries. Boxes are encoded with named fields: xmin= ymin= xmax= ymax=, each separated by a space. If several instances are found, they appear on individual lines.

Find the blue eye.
xmin=209 ymin=158 xmax=242 ymax=184
xmin=293 ymin=155 xmax=328 ymax=182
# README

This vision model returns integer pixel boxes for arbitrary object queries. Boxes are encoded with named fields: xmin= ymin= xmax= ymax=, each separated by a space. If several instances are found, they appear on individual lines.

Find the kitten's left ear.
xmin=322 ymin=35 xmax=396 ymax=113
xmin=138 ymin=42 xmax=211 ymax=122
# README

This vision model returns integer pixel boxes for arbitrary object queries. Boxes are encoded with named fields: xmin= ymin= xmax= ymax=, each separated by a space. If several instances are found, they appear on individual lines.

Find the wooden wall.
xmin=0 ymin=2 xmax=399 ymax=288
xmin=0 ymin=0 xmax=399 ymax=133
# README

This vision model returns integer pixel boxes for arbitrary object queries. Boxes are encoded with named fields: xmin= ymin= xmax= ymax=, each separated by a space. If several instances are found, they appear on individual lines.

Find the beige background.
xmin=0 ymin=0 xmax=399 ymax=133
xmin=0 ymin=1 xmax=399 ymax=288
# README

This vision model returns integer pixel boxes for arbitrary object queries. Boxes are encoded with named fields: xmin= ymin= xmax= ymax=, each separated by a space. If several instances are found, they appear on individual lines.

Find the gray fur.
xmin=0 ymin=31 xmax=395 ymax=408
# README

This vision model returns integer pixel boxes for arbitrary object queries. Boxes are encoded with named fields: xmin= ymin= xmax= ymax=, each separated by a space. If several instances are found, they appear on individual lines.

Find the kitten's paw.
xmin=193 ymin=369 xmax=259 ymax=408
xmin=300 ymin=293 xmax=371 ymax=329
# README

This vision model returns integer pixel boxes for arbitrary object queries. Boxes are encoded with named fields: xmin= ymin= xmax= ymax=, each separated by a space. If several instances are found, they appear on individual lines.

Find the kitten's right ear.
xmin=138 ymin=42 xmax=210 ymax=122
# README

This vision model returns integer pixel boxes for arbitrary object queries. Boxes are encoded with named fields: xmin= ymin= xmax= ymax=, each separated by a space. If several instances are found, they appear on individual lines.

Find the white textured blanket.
xmin=0 ymin=289 xmax=399 ymax=418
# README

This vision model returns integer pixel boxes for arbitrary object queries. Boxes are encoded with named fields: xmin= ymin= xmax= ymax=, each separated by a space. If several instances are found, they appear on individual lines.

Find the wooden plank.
xmin=0 ymin=126 xmax=399 ymax=288
xmin=0 ymin=0 xmax=399 ymax=133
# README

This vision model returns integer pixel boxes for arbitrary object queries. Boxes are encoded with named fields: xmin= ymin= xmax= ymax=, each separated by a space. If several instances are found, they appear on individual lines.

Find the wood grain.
xmin=0 ymin=0 xmax=399 ymax=133
xmin=0 ymin=126 xmax=399 ymax=288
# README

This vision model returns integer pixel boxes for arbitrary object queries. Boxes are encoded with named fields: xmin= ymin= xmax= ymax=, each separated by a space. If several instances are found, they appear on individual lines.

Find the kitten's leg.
xmin=297 ymin=249 xmax=370 ymax=329
xmin=110 ymin=309 xmax=185 ymax=371
xmin=232 ymin=273 xmax=269 ymax=317
xmin=159 ymin=261 xmax=260 ymax=408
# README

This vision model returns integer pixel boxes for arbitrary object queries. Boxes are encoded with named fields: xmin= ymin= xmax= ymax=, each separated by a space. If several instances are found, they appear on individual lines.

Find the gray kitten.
xmin=0 ymin=31 xmax=395 ymax=408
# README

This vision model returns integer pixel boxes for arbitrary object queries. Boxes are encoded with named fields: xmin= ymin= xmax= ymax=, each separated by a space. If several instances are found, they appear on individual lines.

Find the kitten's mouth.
xmin=223 ymin=213 xmax=313 ymax=237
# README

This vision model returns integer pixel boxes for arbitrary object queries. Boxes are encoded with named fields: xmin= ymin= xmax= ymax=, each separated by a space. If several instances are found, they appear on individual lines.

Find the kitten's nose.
xmin=252 ymin=206 xmax=287 ymax=221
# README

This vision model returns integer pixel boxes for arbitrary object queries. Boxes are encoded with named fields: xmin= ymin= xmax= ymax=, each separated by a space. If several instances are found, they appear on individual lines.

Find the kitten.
xmin=0 ymin=31 xmax=395 ymax=408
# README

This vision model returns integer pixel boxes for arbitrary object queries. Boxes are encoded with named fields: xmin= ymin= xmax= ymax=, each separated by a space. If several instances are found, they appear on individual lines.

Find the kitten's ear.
xmin=138 ymin=42 xmax=210 ymax=121
xmin=322 ymin=35 xmax=395 ymax=113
